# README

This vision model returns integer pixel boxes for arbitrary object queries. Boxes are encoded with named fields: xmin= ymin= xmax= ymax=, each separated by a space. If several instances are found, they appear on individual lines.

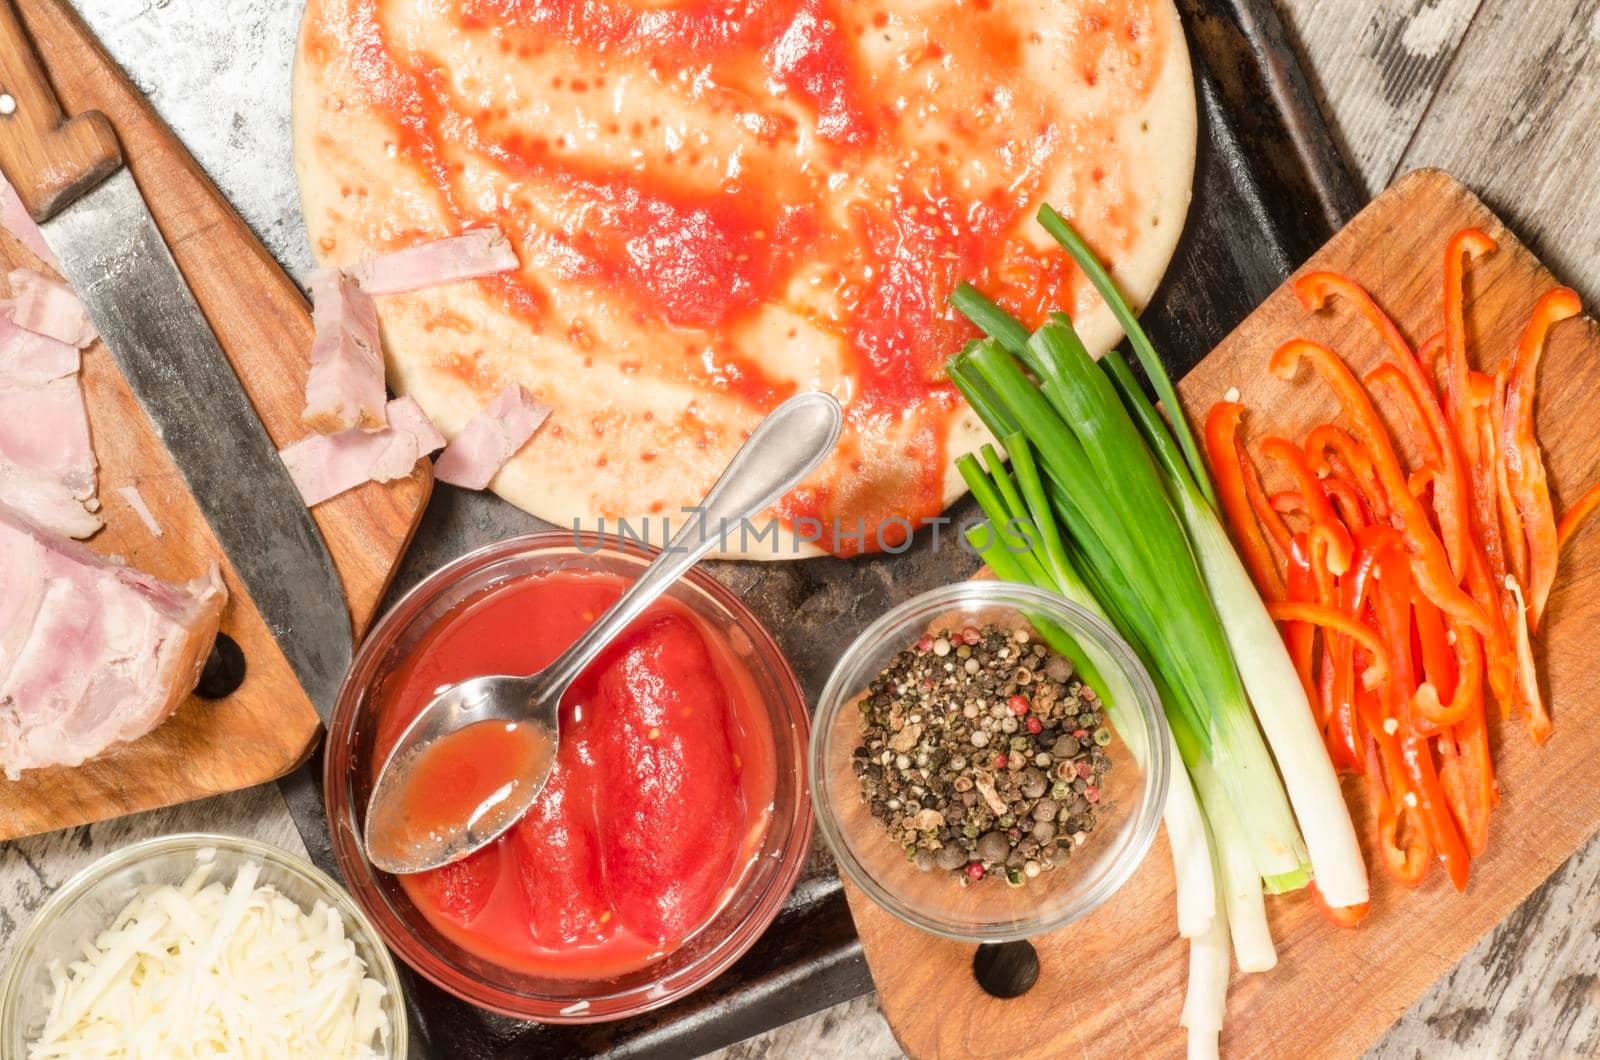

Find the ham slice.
xmin=433 ymin=384 xmax=551 ymax=490
xmin=0 ymin=504 xmax=226 ymax=777
xmin=8 ymin=268 xmax=96 ymax=348
xmin=0 ymin=467 xmax=102 ymax=540
xmin=0 ymin=178 xmax=58 ymax=272
xmin=0 ymin=308 xmax=80 ymax=383
xmin=350 ymin=227 xmax=519 ymax=296
xmin=303 ymin=268 xmax=387 ymax=433
xmin=0 ymin=320 xmax=99 ymax=538
xmin=280 ymin=396 xmax=445 ymax=506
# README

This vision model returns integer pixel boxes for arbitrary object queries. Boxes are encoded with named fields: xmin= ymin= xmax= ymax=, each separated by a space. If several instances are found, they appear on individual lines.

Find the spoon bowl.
xmin=362 ymin=676 xmax=558 ymax=872
xmin=363 ymin=391 xmax=843 ymax=875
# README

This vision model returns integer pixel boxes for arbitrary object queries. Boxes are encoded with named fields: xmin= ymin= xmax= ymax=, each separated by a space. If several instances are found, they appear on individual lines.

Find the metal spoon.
xmin=364 ymin=391 xmax=843 ymax=874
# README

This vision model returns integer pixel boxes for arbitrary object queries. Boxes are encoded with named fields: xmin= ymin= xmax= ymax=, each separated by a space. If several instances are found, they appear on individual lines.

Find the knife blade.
xmin=0 ymin=4 xmax=352 ymax=718
xmin=43 ymin=172 xmax=354 ymax=717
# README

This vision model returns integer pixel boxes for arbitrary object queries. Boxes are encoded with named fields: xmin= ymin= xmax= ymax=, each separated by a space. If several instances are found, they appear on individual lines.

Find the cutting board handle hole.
xmin=195 ymin=633 xmax=247 ymax=699
xmin=972 ymin=940 xmax=1039 ymax=999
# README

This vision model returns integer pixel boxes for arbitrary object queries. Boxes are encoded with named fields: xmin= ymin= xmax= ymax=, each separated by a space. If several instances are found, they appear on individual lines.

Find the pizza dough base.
xmin=292 ymin=0 xmax=1198 ymax=559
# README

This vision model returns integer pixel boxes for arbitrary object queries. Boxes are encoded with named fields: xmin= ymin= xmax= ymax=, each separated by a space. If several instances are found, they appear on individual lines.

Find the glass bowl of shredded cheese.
xmin=0 ymin=832 xmax=407 ymax=1058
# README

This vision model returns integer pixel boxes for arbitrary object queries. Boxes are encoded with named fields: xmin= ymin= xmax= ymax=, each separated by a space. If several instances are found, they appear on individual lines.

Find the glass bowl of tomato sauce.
xmin=324 ymin=530 xmax=811 ymax=1021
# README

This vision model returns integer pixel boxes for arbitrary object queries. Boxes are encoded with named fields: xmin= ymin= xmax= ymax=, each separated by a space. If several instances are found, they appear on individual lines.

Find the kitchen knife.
xmin=0 ymin=2 xmax=352 ymax=718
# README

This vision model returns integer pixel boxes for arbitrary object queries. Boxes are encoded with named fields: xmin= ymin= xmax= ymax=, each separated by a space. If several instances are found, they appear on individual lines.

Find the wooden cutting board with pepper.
xmin=845 ymin=169 xmax=1600 ymax=1058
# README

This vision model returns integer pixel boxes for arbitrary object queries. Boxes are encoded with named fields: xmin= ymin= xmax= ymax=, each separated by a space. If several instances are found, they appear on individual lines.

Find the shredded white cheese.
xmin=28 ymin=859 xmax=389 ymax=1059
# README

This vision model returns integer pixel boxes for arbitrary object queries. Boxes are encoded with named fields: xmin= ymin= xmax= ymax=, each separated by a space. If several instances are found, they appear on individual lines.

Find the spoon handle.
xmin=531 ymin=391 xmax=842 ymax=697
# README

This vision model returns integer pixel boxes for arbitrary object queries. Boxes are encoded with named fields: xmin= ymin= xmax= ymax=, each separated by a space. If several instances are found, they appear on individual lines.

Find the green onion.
xmin=1086 ymin=285 xmax=1368 ymax=909
xmin=1025 ymin=324 xmax=1309 ymax=885
xmin=950 ymin=283 xmax=1032 ymax=359
xmin=1181 ymin=821 xmax=1232 ymax=1059
xmin=1036 ymin=205 xmax=1216 ymax=510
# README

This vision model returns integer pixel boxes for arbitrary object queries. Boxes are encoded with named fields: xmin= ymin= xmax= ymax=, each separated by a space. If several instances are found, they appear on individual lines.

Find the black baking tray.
xmin=279 ymin=1 xmax=1365 ymax=1054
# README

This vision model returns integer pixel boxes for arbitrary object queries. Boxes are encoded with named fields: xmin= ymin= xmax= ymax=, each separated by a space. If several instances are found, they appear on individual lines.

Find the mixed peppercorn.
xmin=851 ymin=623 xmax=1113 ymax=885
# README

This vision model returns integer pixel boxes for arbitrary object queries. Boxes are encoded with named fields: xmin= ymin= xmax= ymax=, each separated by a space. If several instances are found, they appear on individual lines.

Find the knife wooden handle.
xmin=0 ymin=0 xmax=119 ymax=221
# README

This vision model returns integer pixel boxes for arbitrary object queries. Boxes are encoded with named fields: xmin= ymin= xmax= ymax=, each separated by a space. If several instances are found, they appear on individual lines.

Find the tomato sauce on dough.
xmin=372 ymin=570 xmax=777 ymax=978
xmin=305 ymin=0 xmax=1173 ymax=553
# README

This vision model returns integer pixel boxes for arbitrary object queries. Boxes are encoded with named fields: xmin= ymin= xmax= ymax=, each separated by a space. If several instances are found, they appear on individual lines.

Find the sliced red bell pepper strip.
xmin=1439 ymin=235 xmax=1511 ymax=707
xmin=1388 ymin=602 xmax=1472 ymax=890
xmin=1204 ymin=402 xmax=1286 ymax=600
xmin=1373 ymin=540 xmax=1417 ymax=697
xmin=1441 ymin=229 xmax=1497 ymax=471
xmin=1467 ymin=372 xmax=1517 ymax=691
xmin=1412 ymin=592 xmax=1457 ymax=704
xmin=1307 ymin=524 xmax=1346 ymax=611
xmin=1440 ymin=236 xmax=1523 ymax=710
xmin=1452 ymin=376 xmax=1519 ymax=714
xmin=1494 ymin=364 xmax=1529 ymax=584
xmin=1417 ymin=331 xmax=1443 ymax=371
xmin=1361 ymin=721 xmax=1432 ymax=886
xmin=1292 ymin=271 xmax=1423 ymax=386
xmin=1333 ymin=529 xmax=1393 ymax=772
xmin=1267 ymin=601 xmax=1391 ymax=687
xmin=1271 ymin=340 xmax=1490 ymax=635
xmin=1322 ymin=476 xmax=1370 ymax=532
xmin=1230 ymin=420 xmax=1296 ymax=565
xmin=1412 ymin=621 xmax=1482 ymax=728
xmin=1365 ymin=363 xmax=1443 ymax=467
xmin=1504 ymin=575 xmax=1551 ymax=744
xmin=1344 ymin=526 xmax=1395 ymax=615
xmin=1305 ymin=424 xmax=1390 ymax=523
xmin=1326 ymin=641 xmax=1358 ymax=770
xmin=1557 ymin=478 xmax=1600 ymax=551
xmin=1503 ymin=287 xmax=1583 ymax=631
xmin=1442 ymin=708 xmax=1496 ymax=858
xmin=1309 ymin=881 xmax=1371 ymax=927
xmin=1377 ymin=795 xmax=1431 ymax=887
xmin=1297 ymin=270 xmax=1470 ymax=576
xmin=1403 ymin=730 xmax=1472 ymax=890
xmin=1460 ymin=526 xmax=1516 ymax=714
xmin=1263 ymin=436 xmax=1354 ymax=574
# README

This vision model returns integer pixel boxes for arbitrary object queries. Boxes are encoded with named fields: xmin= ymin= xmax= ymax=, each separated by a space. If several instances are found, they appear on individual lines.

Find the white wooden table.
xmin=4 ymin=1 xmax=1598 ymax=1056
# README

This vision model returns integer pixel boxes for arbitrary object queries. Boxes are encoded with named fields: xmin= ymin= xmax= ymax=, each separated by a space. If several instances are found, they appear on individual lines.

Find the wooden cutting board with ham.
xmin=0 ymin=0 xmax=430 ymax=840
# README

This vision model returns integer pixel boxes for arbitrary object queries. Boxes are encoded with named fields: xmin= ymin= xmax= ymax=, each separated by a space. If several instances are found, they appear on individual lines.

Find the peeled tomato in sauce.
xmin=372 ymin=569 xmax=777 ymax=978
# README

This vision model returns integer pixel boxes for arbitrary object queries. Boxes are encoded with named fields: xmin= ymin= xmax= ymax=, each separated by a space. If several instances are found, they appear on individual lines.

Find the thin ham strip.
xmin=0 ymin=504 xmax=226 ymax=777
xmin=303 ymin=268 xmax=387 ymax=433
xmin=9 ymin=268 xmax=96 ymax=348
xmin=0 ymin=307 xmax=80 ymax=383
xmin=116 ymin=485 xmax=163 ymax=538
xmin=280 ymin=396 xmax=445 ymax=506
xmin=0 ymin=178 xmax=58 ymax=272
xmin=0 ymin=320 xmax=98 ymax=538
xmin=433 ymin=384 xmax=551 ymax=490
xmin=349 ymin=227 xmax=519 ymax=296
xmin=0 ymin=467 xmax=101 ymax=540
xmin=0 ymin=377 xmax=93 ymax=497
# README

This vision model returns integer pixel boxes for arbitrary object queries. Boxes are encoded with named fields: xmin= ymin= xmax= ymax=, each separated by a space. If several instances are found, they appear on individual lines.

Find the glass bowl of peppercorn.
xmin=811 ymin=580 xmax=1170 ymax=941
